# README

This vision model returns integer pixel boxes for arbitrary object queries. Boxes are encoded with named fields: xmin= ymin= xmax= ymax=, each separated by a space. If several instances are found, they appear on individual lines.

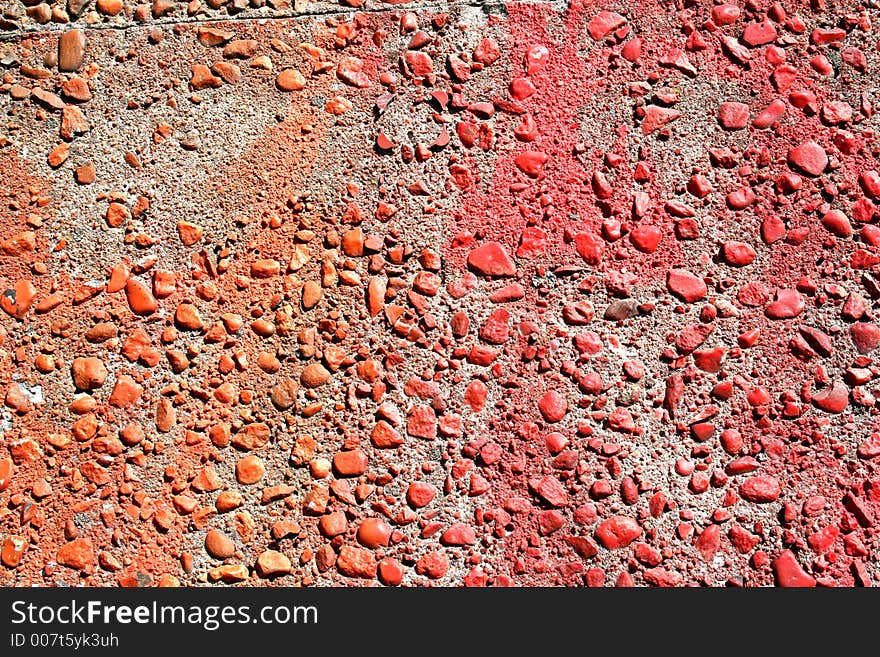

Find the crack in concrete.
xmin=0 ymin=0 xmax=516 ymax=42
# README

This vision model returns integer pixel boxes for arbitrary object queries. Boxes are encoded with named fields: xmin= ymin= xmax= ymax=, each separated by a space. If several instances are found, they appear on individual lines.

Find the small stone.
xmin=318 ymin=511 xmax=347 ymax=538
xmin=301 ymin=280 xmax=322 ymax=309
xmin=208 ymin=565 xmax=248 ymax=583
xmin=595 ymin=516 xmax=642 ymax=549
xmin=61 ymin=76 xmax=91 ymax=102
xmin=571 ymin=233 xmax=604 ymax=267
xmin=721 ymin=241 xmax=756 ymax=266
xmin=711 ymin=4 xmax=740 ymax=25
xmin=630 ymin=224 xmax=662 ymax=253
xmin=175 ymin=303 xmax=203 ymax=330
xmin=529 ymin=475 xmax=568 ymax=507
xmin=812 ymin=381 xmax=849 ymax=413
xmin=337 ymin=545 xmax=377 ymax=579
xmin=333 ymin=450 xmax=368 ymax=477
xmin=666 ymin=269 xmax=707 ymax=302
xmin=256 ymin=550 xmax=291 ymax=578
xmin=538 ymin=390 xmax=567 ymax=423
xmin=378 ymin=558 xmax=404 ymax=586
xmin=357 ymin=518 xmax=392 ymax=548
xmin=230 ymin=423 xmax=270 ymax=451
xmin=108 ymin=375 xmax=143 ymax=408
xmin=787 ymin=141 xmax=828 ymax=177
xmin=742 ymin=20 xmax=777 ymax=46
xmin=821 ymin=209 xmax=852 ymax=237
xmin=851 ymin=323 xmax=880 ymax=353
xmin=407 ymin=482 xmax=435 ymax=508
xmin=276 ymin=68 xmax=306 ymax=91
xmin=739 ymin=476 xmax=781 ymax=503
xmin=371 ymin=420 xmax=404 ymax=448
xmin=1 ymin=279 xmax=37 ymax=319
xmin=1 ymin=535 xmax=27 ymax=567
xmin=587 ymin=11 xmax=626 ymax=40
xmin=211 ymin=61 xmax=241 ymax=84
xmin=0 ymin=458 xmax=12 ymax=491
xmin=515 ymin=150 xmax=548 ymax=177
xmin=467 ymin=242 xmax=516 ymax=277
xmin=205 ymin=530 xmax=235 ymax=559
xmin=96 ymin=0 xmax=123 ymax=14
xmin=197 ymin=27 xmax=233 ymax=46
xmin=270 ymin=379 xmax=298 ymax=410
xmin=236 ymin=455 xmax=265 ymax=485
xmin=301 ymin=363 xmax=331 ymax=388
xmin=440 ymin=523 xmax=477 ymax=546
xmin=58 ymin=30 xmax=85 ymax=72
xmin=125 ymin=278 xmax=157 ymax=315
xmin=75 ymin=165 xmax=97 ymax=186
xmin=772 ymin=550 xmax=816 ymax=587
xmin=190 ymin=64 xmax=222 ymax=91
xmin=57 ymin=538 xmax=94 ymax=570
xmin=415 ymin=551 xmax=448 ymax=579
xmin=765 ymin=289 xmax=805 ymax=319
xmin=641 ymin=105 xmax=680 ymax=134
xmin=718 ymin=102 xmax=749 ymax=129
xmin=223 ymin=40 xmax=259 ymax=59
xmin=177 ymin=221 xmax=204 ymax=246
xmin=71 ymin=357 xmax=107 ymax=390
xmin=48 ymin=143 xmax=70 ymax=168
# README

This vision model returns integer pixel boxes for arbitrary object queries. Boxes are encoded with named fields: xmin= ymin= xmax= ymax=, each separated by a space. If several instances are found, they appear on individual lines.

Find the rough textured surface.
xmin=1 ymin=0 xmax=880 ymax=588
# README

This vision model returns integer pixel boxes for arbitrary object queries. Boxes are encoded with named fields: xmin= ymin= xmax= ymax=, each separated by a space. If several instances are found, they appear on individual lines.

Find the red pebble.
xmin=772 ymin=550 xmax=816 ymax=587
xmin=739 ymin=476 xmax=781 ymax=503
xmin=666 ymin=269 xmax=707 ymax=302
xmin=595 ymin=516 xmax=642 ymax=549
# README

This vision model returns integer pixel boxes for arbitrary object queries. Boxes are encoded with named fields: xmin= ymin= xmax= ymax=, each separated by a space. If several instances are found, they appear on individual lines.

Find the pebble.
xmin=190 ymin=65 xmax=222 ymax=90
xmin=851 ymin=323 xmax=880 ymax=353
xmin=125 ymin=278 xmax=157 ymax=315
xmin=1 ymin=536 xmax=27 ymax=568
xmin=529 ymin=475 xmax=568 ymax=507
xmin=333 ymin=450 xmax=368 ymax=476
xmin=58 ymin=30 xmax=85 ymax=72
xmin=378 ymin=558 xmax=404 ymax=586
xmin=772 ymin=550 xmax=816 ymax=587
xmin=515 ymin=151 xmax=548 ymax=177
xmin=57 ymin=538 xmax=94 ymax=570
xmin=414 ymin=551 xmax=448 ymax=579
xmin=538 ymin=390 xmax=567 ymax=423
xmin=1 ymin=280 xmax=36 ymax=319
xmin=235 ymin=455 xmax=265 ymax=484
xmin=821 ymin=209 xmax=852 ymax=237
xmin=357 ymin=518 xmax=392 ymax=548
xmin=0 ymin=458 xmax=12 ymax=491
xmin=811 ymin=380 xmax=849 ymax=413
xmin=270 ymin=379 xmax=297 ymax=410
xmin=738 ymin=476 xmax=781 ymax=503
xmin=721 ymin=241 xmax=756 ymax=266
xmin=256 ymin=550 xmax=291 ymax=578
xmin=666 ymin=269 xmax=707 ymax=302
xmin=71 ymin=357 xmax=107 ymax=390
xmin=301 ymin=363 xmax=331 ymax=388
xmin=205 ymin=530 xmax=235 ymax=559
xmin=595 ymin=516 xmax=642 ymax=549
xmin=787 ymin=141 xmax=828 ymax=176
xmin=337 ymin=546 xmax=377 ymax=579
xmin=765 ymin=289 xmax=805 ymax=319
xmin=467 ymin=242 xmax=516 ymax=277
xmin=718 ymin=102 xmax=749 ymax=129
xmin=587 ymin=11 xmax=626 ymax=40
xmin=406 ymin=482 xmax=435 ymax=508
